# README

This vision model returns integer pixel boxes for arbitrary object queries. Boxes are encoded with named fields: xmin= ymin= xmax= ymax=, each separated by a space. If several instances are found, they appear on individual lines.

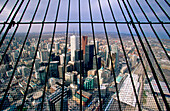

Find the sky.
xmin=0 ymin=0 xmax=169 ymax=38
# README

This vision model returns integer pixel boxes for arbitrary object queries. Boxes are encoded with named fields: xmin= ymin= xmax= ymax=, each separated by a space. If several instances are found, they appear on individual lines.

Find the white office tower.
xmin=55 ymin=42 xmax=60 ymax=52
xmin=34 ymin=59 xmax=41 ymax=71
xmin=60 ymin=54 xmax=70 ymax=65
xmin=70 ymin=35 xmax=79 ymax=61
xmin=47 ymin=43 xmax=51 ymax=51
xmin=105 ymin=45 xmax=111 ymax=66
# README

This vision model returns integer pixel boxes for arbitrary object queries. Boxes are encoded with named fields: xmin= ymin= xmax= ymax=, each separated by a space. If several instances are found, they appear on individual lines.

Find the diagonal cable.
xmin=0 ymin=0 xmax=30 ymax=66
xmin=0 ymin=0 xmax=24 ymax=47
xmin=121 ymin=0 xmax=170 ymax=110
xmin=40 ymin=0 xmax=62 ymax=110
xmin=88 ymin=0 xmax=103 ymax=110
xmin=145 ymin=0 xmax=170 ymax=38
xmin=136 ymin=0 xmax=170 ymax=92
xmin=19 ymin=0 xmax=53 ymax=110
xmin=61 ymin=0 xmax=71 ymax=110
xmin=136 ymin=0 xmax=170 ymax=60
xmin=155 ymin=0 xmax=170 ymax=20
xmin=78 ymin=0 xmax=83 ymax=110
xmin=115 ymin=0 xmax=162 ymax=110
xmin=126 ymin=0 xmax=170 ymax=93
xmin=0 ymin=0 xmax=19 ymax=35
xmin=135 ymin=0 xmax=170 ymax=93
xmin=0 ymin=0 xmax=9 ymax=14
xmin=110 ymin=0 xmax=142 ymax=110
xmin=164 ymin=0 xmax=170 ymax=7
xmin=0 ymin=0 xmax=41 ymax=110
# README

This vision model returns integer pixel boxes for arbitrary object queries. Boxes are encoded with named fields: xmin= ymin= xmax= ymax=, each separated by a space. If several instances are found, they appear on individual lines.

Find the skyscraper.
xmin=49 ymin=61 xmax=59 ymax=78
xmin=48 ymin=85 xmax=68 ymax=111
xmin=38 ymin=66 xmax=46 ymax=85
xmin=95 ymin=41 xmax=99 ymax=54
xmin=84 ymin=76 xmax=94 ymax=90
xmin=47 ymin=43 xmax=51 ymax=51
xmin=55 ymin=42 xmax=60 ymax=51
xmin=75 ymin=50 xmax=83 ymax=61
xmin=93 ymin=56 xmax=101 ymax=70
xmin=105 ymin=45 xmax=111 ymax=67
xmin=40 ymin=50 xmax=49 ymax=62
xmin=85 ymin=44 xmax=94 ymax=73
xmin=58 ymin=64 xmax=64 ymax=79
xmin=60 ymin=54 xmax=70 ymax=65
xmin=54 ymin=42 xmax=60 ymax=54
xmin=65 ymin=72 xmax=74 ymax=84
xmin=108 ymin=45 xmax=119 ymax=76
xmin=70 ymin=35 xmax=79 ymax=61
xmin=82 ymin=36 xmax=88 ymax=54
xmin=75 ymin=60 xmax=84 ymax=74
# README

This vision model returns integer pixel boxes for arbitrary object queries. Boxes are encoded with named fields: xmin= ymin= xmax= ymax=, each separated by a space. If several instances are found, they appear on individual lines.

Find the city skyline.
xmin=0 ymin=0 xmax=169 ymax=38
xmin=0 ymin=0 xmax=169 ymax=110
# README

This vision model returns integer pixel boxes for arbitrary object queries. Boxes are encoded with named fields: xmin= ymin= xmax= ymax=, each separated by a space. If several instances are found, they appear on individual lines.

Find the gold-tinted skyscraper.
xmin=82 ymin=36 xmax=88 ymax=54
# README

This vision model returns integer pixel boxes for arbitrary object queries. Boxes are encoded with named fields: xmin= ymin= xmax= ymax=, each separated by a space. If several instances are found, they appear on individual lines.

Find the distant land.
xmin=2 ymin=31 xmax=169 ymax=40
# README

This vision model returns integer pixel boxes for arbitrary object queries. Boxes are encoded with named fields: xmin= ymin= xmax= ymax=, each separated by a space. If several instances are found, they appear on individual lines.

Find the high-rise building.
xmin=108 ymin=45 xmax=119 ymax=76
xmin=48 ymin=85 xmax=68 ymax=111
xmin=55 ymin=42 xmax=60 ymax=53
xmin=105 ymin=45 xmax=111 ymax=67
xmin=34 ymin=59 xmax=41 ymax=72
xmin=95 ymin=41 xmax=99 ymax=54
xmin=47 ymin=43 xmax=51 ymax=51
xmin=75 ymin=50 xmax=83 ymax=61
xmin=58 ymin=64 xmax=64 ymax=78
xmin=40 ymin=50 xmax=49 ymax=62
xmin=70 ymin=35 xmax=79 ymax=61
xmin=50 ymin=52 xmax=56 ymax=61
xmin=75 ymin=60 xmax=84 ymax=75
xmin=70 ymin=84 xmax=78 ymax=97
xmin=85 ymin=44 xmax=94 ymax=73
xmin=93 ymin=56 xmax=101 ymax=70
xmin=73 ymin=90 xmax=92 ymax=106
xmin=82 ymin=36 xmax=88 ymax=54
xmin=65 ymin=72 xmax=74 ymax=84
xmin=60 ymin=53 xmax=70 ymax=65
xmin=38 ymin=66 xmax=46 ymax=85
xmin=49 ymin=61 xmax=59 ymax=78
xmin=84 ymin=76 xmax=94 ymax=90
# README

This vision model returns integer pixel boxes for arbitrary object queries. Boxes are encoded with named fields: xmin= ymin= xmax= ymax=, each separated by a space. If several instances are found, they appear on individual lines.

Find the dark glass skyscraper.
xmin=49 ymin=61 xmax=59 ymax=78
xmin=75 ymin=50 xmax=83 ymax=61
xmin=93 ymin=56 xmax=101 ymax=70
xmin=85 ymin=44 xmax=94 ymax=74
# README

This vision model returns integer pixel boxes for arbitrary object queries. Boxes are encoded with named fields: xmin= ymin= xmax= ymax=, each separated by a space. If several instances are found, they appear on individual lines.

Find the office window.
xmin=0 ymin=0 xmax=169 ymax=110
